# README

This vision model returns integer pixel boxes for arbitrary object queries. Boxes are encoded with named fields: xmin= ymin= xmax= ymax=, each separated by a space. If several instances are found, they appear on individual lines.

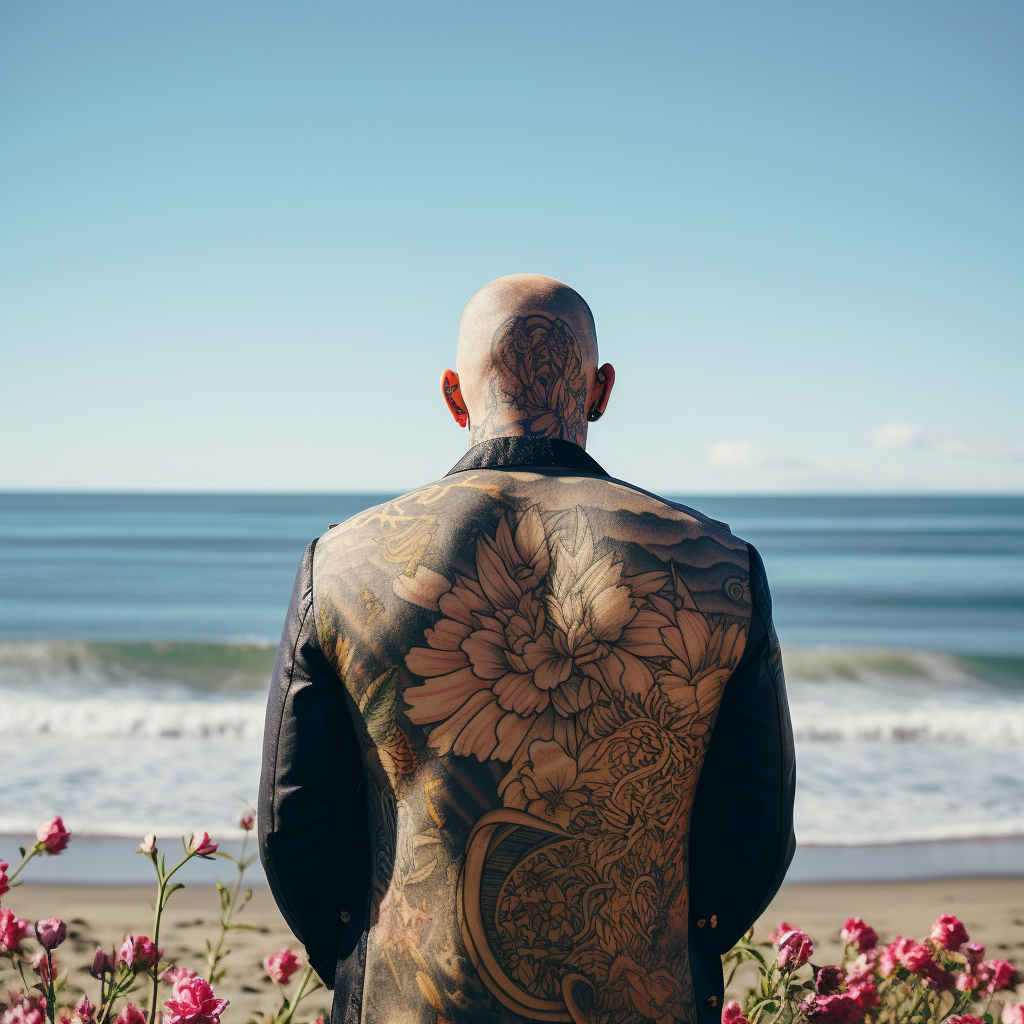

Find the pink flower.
xmin=930 ymin=914 xmax=969 ymax=951
xmin=161 ymin=966 xmax=195 ymax=986
xmin=263 ymin=948 xmax=301 ymax=985
xmin=956 ymin=972 xmax=979 ymax=993
xmin=816 ymin=966 xmax=845 ymax=995
xmin=239 ymin=814 xmax=254 ymax=832
xmin=962 ymin=941 xmax=985 ymax=965
xmin=36 ymin=817 xmax=71 ymax=855
xmin=114 ymin=1005 xmax=145 ymax=1024
xmin=945 ymin=1016 xmax=984 ymax=1024
xmin=163 ymin=974 xmax=228 ymax=1024
xmin=722 ymin=1001 xmax=749 ymax=1024
xmin=1002 ymin=1005 xmax=1024 ymax=1024
xmin=840 ymin=917 xmax=878 ymax=952
xmin=29 ymin=951 xmax=52 ymax=983
xmin=901 ymin=943 xmax=955 ymax=991
xmin=880 ymin=936 xmax=915 ymax=975
xmin=1 ymin=1001 xmax=45 ymax=1024
xmin=0 ymin=859 xmax=9 ymax=898
xmin=90 ymin=947 xmax=115 ymax=978
xmin=35 ymin=917 xmax=66 ymax=951
xmin=803 ymin=994 xmax=863 ymax=1024
xmin=976 ymin=960 xmax=1016 ymax=995
xmin=138 ymin=834 xmax=156 ymax=855
xmin=0 ymin=907 xmax=30 ymax=951
xmin=768 ymin=920 xmax=801 ymax=944
xmin=848 ymin=983 xmax=879 ymax=1010
xmin=776 ymin=929 xmax=814 ymax=970
xmin=846 ymin=953 xmax=877 ymax=986
xmin=73 ymin=997 xmax=94 ymax=1022
xmin=188 ymin=833 xmax=218 ymax=858
xmin=117 ymin=935 xmax=160 ymax=972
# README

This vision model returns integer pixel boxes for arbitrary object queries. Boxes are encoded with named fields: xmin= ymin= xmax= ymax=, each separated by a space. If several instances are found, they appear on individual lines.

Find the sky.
xmin=1 ymin=1 xmax=1021 ymax=494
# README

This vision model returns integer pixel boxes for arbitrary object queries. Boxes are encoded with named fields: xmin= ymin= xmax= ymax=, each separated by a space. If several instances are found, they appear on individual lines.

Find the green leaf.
xmin=18 ymin=847 xmax=26 ymax=858
xmin=227 ymin=923 xmax=264 ymax=932
xmin=212 ymin=851 xmax=235 ymax=860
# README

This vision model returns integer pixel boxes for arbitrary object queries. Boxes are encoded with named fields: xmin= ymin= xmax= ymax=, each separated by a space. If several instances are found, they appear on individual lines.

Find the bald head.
xmin=453 ymin=274 xmax=606 ymax=447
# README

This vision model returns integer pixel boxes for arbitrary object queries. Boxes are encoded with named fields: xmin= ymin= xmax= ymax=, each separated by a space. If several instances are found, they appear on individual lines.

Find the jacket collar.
xmin=446 ymin=436 xmax=609 ymax=477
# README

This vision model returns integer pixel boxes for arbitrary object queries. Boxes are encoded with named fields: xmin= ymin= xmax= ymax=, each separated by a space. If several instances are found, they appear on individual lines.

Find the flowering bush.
xmin=724 ymin=914 xmax=1021 ymax=1024
xmin=0 ymin=815 xmax=320 ymax=1024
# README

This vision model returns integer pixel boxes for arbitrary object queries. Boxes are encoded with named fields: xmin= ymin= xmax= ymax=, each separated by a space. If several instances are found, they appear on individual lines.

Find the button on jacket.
xmin=259 ymin=437 xmax=796 ymax=1024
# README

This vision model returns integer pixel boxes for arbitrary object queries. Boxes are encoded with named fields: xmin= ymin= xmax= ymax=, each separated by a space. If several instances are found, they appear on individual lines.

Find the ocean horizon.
xmin=2 ymin=491 xmax=1022 ymax=879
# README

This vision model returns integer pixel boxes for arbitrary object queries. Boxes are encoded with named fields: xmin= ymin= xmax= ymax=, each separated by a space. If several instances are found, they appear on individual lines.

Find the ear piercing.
xmin=587 ymin=369 xmax=607 ymax=421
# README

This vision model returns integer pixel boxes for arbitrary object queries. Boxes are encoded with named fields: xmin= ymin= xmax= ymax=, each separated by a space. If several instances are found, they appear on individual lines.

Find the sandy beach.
xmin=6 ymin=878 xmax=1022 ymax=1019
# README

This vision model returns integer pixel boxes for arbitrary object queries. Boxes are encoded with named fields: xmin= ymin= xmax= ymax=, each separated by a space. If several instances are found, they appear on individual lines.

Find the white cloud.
xmin=870 ymin=423 xmax=1024 ymax=461
xmin=705 ymin=439 xmax=759 ymax=468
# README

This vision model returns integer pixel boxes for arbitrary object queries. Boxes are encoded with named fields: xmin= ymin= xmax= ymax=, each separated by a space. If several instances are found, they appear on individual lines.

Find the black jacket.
xmin=259 ymin=437 xmax=796 ymax=1024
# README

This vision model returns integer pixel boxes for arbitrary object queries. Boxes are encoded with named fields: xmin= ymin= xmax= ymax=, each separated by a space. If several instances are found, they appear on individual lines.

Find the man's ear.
xmin=441 ymin=369 xmax=468 ymax=428
xmin=587 ymin=363 xmax=615 ymax=422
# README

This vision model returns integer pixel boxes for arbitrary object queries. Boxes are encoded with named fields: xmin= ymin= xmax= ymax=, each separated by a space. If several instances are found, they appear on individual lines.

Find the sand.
xmin=4 ymin=879 xmax=1023 ymax=1020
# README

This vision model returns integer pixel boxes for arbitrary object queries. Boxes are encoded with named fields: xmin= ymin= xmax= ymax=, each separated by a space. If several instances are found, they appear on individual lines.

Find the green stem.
xmin=6 ymin=844 xmax=43 ymax=885
xmin=44 ymin=951 xmax=56 ymax=1024
xmin=146 ymin=851 xmax=193 ymax=1024
xmin=205 ymin=834 xmax=249 ymax=982
xmin=276 ymin=966 xmax=318 ymax=1024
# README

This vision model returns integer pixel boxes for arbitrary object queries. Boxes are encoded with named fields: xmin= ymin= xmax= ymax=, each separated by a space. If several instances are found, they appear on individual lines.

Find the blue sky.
xmin=1 ymin=1 xmax=1021 ymax=493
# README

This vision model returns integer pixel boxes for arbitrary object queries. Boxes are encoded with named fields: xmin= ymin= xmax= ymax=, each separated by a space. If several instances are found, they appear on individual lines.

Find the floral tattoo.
xmin=469 ymin=315 xmax=589 ymax=446
xmin=314 ymin=478 xmax=752 ymax=1024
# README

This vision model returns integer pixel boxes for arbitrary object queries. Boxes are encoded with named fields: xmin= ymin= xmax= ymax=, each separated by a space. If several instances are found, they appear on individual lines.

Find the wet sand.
xmin=5 ymin=878 xmax=1023 ymax=1019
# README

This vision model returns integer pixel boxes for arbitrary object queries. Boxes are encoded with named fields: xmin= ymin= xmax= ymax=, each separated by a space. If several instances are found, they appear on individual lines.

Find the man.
xmin=259 ymin=274 xmax=795 ymax=1024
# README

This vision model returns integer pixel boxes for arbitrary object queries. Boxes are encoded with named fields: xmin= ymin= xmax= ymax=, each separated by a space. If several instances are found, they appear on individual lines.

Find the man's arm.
xmin=688 ymin=543 xmax=797 ymax=1014
xmin=258 ymin=539 xmax=371 ymax=987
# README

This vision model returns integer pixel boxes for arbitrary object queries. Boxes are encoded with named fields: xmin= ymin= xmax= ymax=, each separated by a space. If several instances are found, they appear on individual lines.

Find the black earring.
xmin=587 ymin=405 xmax=603 ymax=422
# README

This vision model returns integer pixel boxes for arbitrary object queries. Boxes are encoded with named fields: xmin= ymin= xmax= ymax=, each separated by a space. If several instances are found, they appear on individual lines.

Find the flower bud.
xmin=840 ymin=916 xmax=878 ymax=952
xmin=90 ymin=947 xmax=115 ymax=978
xmin=36 ymin=817 xmax=72 ymax=855
xmin=0 ymin=859 xmax=10 ymax=898
xmin=188 ymin=832 xmax=218 ymax=858
xmin=263 ymin=948 xmax=301 ymax=985
xmin=776 ymin=929 xmax=814 ymax=971
xmin=239 ymin=814 xmax=254 ymax=832
xmin=74 ymin=996 xmax=95 ymax=1022
xmin=138 ymin=834 xmax=156 ymax=855
xmin=114 ymin=1004 xmax=145 ymax=1024
xmin=930 ymin=914 xmax=969 ymax=951
xmin=0 ymin=907 xmax=30 ymax=952
xmin=35 ymin=918 xmax=67 ymax=951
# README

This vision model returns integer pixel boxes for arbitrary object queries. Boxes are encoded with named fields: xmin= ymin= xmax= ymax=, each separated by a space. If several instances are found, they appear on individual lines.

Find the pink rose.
xmin=962 ymin=941 xmax=985 ymax=965
xmin=956 ymin=972 xmax=979 ymax=993
xmin=776 ymin=929 xmax=814 ymax=970
xmin=803 ymin=994 xmax=863 ymax=1024
xmin=840 ymin=917 xmax=878 ymax=952
xmin=1 ymin=1001 xmax=45 ymax=1024
xmin=930 ymin=914 xmax=969 ymax=951
xmin=901 ymin=944 xmax=955 ymax=992
xmin=0 ymin=859 xmax=9 ymax=898
xmin=239 ymin=815 xmax=254 ymax=832
xmin=263 ymin=948 xmax=301 ymax=985
xmin=848 ymin=983 xmax=879 ymax=1009
xmin=36 ymin=817 xmax=71 ymax=855
xmin=161 ymin=966 xmax=195 ymax=986
xmin=846 ymin=953 xmax=877 ymax=986
xmin=35 ymin=917 xmax=66 ymax=951
xmin=90 ymin=947 xmax=115 ymax=978
xmin=816 ymin=966 xmax=845 ymax=995
xmin=0 ymin=907 xmax=30 ymax=951
xmin=73 ymin=997 xmax=94 ymax=1022
xmin=977 ymin=960 xmax=1016 ymax=995
xmin=880 ymin=936 xmax=915 ymax=975
xmin=722 ymin=1001 xmax=749 ymax=1024
xmin=1002 ymin=1005 xmax=1024 ymax=1024
xmin=768 ymin=920 xmax=801 ymax=944
xmin=945 ymin=1016 xmax=984 ymax=1024
xmin=188 ymin=833 xmax=218 ymax=858
xmin=114 ymin=1005 xmax=145 ymax=1024
xmin=163 ymin=974 xmax=229 ymax=1024
xmin=117 ymin=935 xmax=160 ymax=972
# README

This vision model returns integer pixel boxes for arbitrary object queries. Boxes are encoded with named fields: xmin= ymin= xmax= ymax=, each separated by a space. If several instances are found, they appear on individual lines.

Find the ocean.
xmin=1 ymin=493 xmax=1022 ymax=881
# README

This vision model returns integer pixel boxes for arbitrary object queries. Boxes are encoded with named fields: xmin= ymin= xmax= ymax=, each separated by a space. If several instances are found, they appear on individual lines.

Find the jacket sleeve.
xmin=258 ymin=539 xmax=371 ymax=987
xmin=688 ymin=542 xmax=796 ymax=1018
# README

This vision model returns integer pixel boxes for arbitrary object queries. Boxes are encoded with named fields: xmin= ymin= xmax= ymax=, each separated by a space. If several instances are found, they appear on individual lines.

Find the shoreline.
xmin=4 ymin=834 xmax=1024 ymax=886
